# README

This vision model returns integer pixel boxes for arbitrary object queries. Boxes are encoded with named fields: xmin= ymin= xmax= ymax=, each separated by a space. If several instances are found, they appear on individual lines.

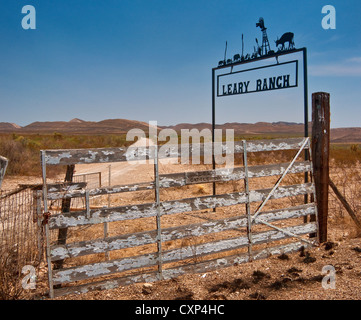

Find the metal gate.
xmin=40 ymin=137 xmax=318 ymax=298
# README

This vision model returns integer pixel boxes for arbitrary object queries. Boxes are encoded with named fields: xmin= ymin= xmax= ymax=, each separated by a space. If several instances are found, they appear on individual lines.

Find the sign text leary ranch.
xmin=217 ymin=60 xmax=298 ymax=97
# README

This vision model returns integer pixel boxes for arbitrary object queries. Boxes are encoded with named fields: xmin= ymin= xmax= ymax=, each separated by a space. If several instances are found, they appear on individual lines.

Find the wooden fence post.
xmin=311 ymin=92 xmax=330 ymax=243
xmin=53 ymin=164 xmax=75 ymax=270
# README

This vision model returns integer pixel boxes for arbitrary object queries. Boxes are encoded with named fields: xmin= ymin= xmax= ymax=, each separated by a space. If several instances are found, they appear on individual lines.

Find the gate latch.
xmin=42 ymin=211 xmax=51 ymax=225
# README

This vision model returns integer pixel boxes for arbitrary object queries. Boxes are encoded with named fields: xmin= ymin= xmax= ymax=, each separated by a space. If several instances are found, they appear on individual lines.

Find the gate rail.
xmin=40 ymin=137 xmax=318 ymax=298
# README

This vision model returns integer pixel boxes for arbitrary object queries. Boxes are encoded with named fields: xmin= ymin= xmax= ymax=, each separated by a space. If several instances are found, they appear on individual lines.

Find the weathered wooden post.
xmin=311 ymin=92 xmax=330 ymax=243
xmin=53 ymin=164 xmax=75 ymax=270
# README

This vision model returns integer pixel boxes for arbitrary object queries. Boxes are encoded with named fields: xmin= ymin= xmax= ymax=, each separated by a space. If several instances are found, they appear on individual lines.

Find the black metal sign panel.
xmin=217 ymin=60 xmax=298 ymax=97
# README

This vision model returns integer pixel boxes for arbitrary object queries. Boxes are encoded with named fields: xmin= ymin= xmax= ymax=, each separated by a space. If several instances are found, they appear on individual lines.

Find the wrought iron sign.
xmin=211 ymin=17 xmax=309 ymax=197
xmin=212 ymin=17 xmax=309 ymax=140
xmin=217 ymin=17 xmax=296 ymax=67
xmin=217 ymin=60 xmax=298 ymax=97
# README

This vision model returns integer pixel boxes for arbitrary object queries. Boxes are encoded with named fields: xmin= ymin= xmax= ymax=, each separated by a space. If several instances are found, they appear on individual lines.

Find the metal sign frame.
xmin=212 ymin=47 xmax=308 ymax=141
xmin=211 ymin=47 xmax=309 ymax=195
xmin=217 ymin=60 xmax=299 ymax=97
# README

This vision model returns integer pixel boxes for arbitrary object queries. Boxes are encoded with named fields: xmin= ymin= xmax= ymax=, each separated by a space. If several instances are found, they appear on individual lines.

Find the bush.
xmin=0 ymin=137 xmax=34 ymax=175
xmin=330 ymin=144 xmax=361 ymax=167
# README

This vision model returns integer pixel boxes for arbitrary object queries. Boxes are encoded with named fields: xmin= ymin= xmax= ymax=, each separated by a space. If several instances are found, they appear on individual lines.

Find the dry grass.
xmin=0 ymin=249 xmax=25 ymax=300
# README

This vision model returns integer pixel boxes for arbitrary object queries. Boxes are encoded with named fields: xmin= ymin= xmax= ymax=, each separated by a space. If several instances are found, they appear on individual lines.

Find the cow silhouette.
xmin=275 ymin=32 xmax=294 ymax=50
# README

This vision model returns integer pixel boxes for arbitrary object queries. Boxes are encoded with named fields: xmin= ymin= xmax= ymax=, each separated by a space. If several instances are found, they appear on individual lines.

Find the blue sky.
xmin=0 ymin=0 xmax=360 ymax=128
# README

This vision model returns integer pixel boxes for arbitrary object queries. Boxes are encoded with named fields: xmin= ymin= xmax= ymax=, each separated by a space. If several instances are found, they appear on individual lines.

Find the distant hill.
xmin=69 ymin=118 xmax=87 ymax=124
xmin=329 ymin=127 xmax=361 ymax=143
xmin=4 ymin=119 xmax=157 ymax=135
xmin=160 ymin=121 xmax=306 ymax=135
xmin=0 ymin=122 xmax=22 ymax=131
xmin=0 ymin=119 xmax=360 ymax=143
xmin=162 ymin=122 xmax=361 ymax=143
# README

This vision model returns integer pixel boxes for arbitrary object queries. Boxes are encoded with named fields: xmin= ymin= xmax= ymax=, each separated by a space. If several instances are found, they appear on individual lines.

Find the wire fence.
xmin=0 ymin=171 xmax=103 ymax=299
xmin=73 ymin=171 xmax=102 ymax=189
xmin=71 ymin=171 xmax=103 ymax=209
xmin=329 ymin=163 xmax=361 ymax=232
xmin=0 ymin=187 xmax=41 ymax=272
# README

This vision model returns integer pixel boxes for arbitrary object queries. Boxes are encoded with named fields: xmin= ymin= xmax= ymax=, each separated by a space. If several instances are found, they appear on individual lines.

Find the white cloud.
xmin=345 ymin=57 xmax=361 ymax=63
xmin=309 ymin=57 xmax=361 ymax=76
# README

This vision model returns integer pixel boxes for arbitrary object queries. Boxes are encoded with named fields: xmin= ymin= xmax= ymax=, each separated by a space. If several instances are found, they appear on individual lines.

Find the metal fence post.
xmin=104 ymin=165 xmax=111 ymax=261
xmin=153 ymin=145 xmax=163 ymax=280
xmin=41 ymin=151 xmax=54 ymax=299
xmin=243 ymin=141 xmax=253 ymax=261
xmin=306 ymin=138 xmax=319 ymax=242
xmin=311 ymin=92 xmax=330 ymax=243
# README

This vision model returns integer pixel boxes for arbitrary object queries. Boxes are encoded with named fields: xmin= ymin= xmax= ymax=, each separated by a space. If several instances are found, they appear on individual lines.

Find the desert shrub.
xmin=350 ymin=144 xmax=359 ymax=152
xmin=0 ymin=137 xmax=34 ymax=175
xmin=330 ymin=144 xmax=361 ymax=167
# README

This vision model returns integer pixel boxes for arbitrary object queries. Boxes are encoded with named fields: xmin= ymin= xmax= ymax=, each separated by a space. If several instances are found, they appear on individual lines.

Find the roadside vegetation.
xmin=0 ymin=133 xmax=359 ymax=177
xmin=0 ymin=133 xmax=131 ymax=177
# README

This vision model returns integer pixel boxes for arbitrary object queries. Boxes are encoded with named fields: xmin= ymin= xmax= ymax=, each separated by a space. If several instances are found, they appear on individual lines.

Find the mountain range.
xmin=0 ymin=118 xmax=360 ymax=143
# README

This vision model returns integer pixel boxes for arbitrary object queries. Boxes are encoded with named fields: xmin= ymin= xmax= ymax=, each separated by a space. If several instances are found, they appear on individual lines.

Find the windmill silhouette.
xmin=256 ymin=17 xmax=271 ymax=56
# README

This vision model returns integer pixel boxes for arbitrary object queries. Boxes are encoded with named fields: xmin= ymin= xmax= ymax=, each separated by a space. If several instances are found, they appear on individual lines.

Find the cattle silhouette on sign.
xmin=275 ymin=32 xmax=295 ymax=51
xmin=217 ymin=19 xmax=296 ymax=66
